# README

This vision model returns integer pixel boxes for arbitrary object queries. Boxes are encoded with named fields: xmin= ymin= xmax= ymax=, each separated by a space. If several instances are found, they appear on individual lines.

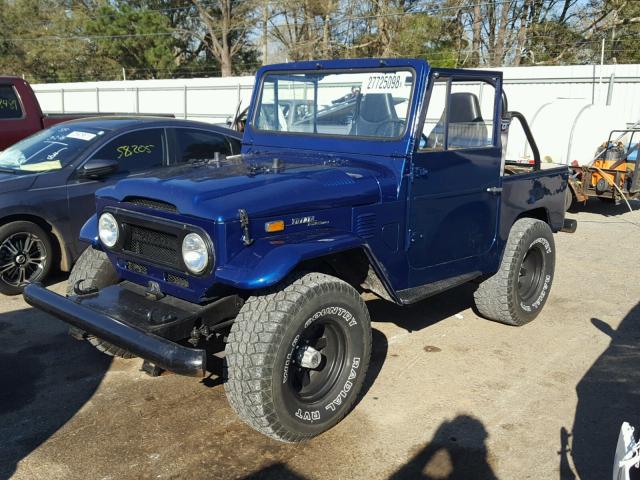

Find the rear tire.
xmin=224 ymin=272 xmax=371 ymax=442
xmin=473 ymin=218 xmax=555 ymax=326
xmin=67 ymin=247 xmax=133 ymax=358
xmin=0 ymin=221 xmax=53 ymax=296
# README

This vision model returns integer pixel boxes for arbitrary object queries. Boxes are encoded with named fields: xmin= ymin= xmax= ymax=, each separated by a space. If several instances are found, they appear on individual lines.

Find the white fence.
xmin=31 ymin=64 xmax=640 ymax=123
xmin=31 ymin=63 xmax=640 ymax=164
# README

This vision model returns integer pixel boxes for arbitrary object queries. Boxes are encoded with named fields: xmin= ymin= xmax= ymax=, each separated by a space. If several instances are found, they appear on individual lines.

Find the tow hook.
xmin=72 ymin=279 xmax=98 ymax=297
xmin=145 ymin=281 xmax=165 ymax=300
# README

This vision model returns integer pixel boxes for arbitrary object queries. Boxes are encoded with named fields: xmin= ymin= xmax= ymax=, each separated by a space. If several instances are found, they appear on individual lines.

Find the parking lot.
xmin=1 ymin=201 xmax=638 ymax=480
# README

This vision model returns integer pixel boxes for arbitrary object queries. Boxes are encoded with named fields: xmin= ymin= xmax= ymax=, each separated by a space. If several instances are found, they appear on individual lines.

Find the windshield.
xmin=253 ymin=69 xmax=414 ymax=139
xmin=0 ymin=125 xmax=105 ymax=173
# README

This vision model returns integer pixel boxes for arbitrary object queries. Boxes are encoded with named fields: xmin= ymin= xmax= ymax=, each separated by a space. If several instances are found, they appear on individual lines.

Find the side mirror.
xmin=80 ymin=158 xmax=119 ymax=179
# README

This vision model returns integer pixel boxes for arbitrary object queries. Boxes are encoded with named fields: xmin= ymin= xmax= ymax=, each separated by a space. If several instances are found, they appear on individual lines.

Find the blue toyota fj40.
xmin=25 ymin=58 xmax=575 ymax=442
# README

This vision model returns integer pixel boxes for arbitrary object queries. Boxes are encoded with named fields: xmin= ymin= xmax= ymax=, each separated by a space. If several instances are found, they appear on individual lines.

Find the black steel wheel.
xmin=474 ymin=218 xmax=555 ymax=326
xmin=0 ymin=221 xmax=52 ymax=295
xmin=224 ymin=272 xmax=371 ymax=442
xmin=518 ymin=244 xmax=546 ymax=305
xmin=282 ymin=314 xmax=350 ymax=409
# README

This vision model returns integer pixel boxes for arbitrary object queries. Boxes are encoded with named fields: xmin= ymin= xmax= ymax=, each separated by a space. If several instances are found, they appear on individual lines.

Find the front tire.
xmin=67 ymin=247 xmax=133 ymax=358
xmin=473 ymin=218 xmax=555 ymax=326
xmin=224 ymin=272 xmax=372 ymax=442
xmin=0 ymin=221 xmax=53 ymax=295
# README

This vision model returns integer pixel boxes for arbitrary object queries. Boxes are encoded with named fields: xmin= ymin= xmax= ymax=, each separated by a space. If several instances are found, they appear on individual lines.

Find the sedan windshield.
xmin=252 ymin=69 xmax=414 ymax=139
xmin=0 ymin=125 xmax=105 ymax=173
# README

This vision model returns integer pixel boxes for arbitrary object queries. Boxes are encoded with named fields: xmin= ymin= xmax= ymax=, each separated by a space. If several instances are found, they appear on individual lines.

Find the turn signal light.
xmin=265 ymin=220 xmax=285 ymax=233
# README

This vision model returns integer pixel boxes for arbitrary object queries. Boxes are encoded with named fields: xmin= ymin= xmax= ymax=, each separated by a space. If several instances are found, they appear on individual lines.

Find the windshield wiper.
xmin=0 ymin=167 xmax=19 ymax=174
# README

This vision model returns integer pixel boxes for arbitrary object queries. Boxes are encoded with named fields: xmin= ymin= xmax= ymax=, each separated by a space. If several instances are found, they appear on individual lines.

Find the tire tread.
xmin=473 ymin=218 xmax=554 ymax=326
xmin=224 ymin=272 xmax=371 ymax=443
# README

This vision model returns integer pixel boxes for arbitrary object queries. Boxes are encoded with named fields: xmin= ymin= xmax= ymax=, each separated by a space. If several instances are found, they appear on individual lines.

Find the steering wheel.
xmin=373 ymin=119 xmax=406 ymax=137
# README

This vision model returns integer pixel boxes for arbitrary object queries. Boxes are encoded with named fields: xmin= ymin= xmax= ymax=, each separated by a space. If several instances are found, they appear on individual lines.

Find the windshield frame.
xmin=249 ymin=66 xmax=417 ymax=143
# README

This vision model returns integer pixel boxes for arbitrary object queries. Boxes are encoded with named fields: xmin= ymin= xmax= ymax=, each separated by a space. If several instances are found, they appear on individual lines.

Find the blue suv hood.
xmin=98 ymin=152 xmax=387 ymax=220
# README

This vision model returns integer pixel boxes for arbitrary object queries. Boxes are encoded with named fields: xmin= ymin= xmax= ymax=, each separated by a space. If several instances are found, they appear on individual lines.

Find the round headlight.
xmin=98 ymin=213 xmax=119 ymax=248
xmin=182 ymin=233 xmax=209 ymax=274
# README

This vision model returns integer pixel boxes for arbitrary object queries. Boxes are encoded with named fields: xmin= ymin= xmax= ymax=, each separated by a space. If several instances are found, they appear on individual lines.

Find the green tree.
xmin=604 ymin=0 xmax=640 ymax=64
xmin=86 ymin=3 xmax=178 ymax=79
xmin=0 ymin=0 xmax=101 ymax=82
xmin=394 ymin=13 xmax=461 ymax=67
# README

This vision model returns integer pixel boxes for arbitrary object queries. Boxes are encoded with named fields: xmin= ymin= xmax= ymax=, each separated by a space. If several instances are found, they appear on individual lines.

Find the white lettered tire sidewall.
xmin=273 ymin=294 xmax=370 ymax=436
xmin=511 ymin=222 xmax=555 ymax=323
xmin=473 ymin=218 xmax=556 ymax=326
xmin=224 ymin=272 xmax=372 ymax=442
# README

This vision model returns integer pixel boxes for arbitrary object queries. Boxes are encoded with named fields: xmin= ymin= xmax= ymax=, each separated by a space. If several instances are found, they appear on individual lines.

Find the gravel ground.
xmin=1 ymin=201 xmax=639 ymax=480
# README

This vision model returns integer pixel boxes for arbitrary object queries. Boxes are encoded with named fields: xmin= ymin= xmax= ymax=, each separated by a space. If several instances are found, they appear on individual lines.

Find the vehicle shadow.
xmin=570 ymin=303 xmax=640 ymax=479
xmin=0 ymin=306 xmax=110 ymax=480
xmin=366 ymin=283 xmax=476 ymax=333
xmin=569 ymin=197 xmax=640 ymax=217
xmin=238 ymin=415 xmax=498 ymax=480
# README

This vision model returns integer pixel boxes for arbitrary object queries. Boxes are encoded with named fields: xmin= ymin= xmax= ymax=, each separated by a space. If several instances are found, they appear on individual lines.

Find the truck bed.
xmin=500 ymin=162 xmax=569 ymax=238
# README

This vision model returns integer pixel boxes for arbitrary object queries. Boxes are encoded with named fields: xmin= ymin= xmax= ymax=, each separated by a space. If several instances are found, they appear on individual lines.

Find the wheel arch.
xmin=215 ymin=235 xmax=399 ymax=303
xmin=0 ymin=213 xmax=71 ymax=271
xmin=291 ymin=247 xmax=399 ymax=303
xmin=515 ymin=207 xmax=550 ymax=225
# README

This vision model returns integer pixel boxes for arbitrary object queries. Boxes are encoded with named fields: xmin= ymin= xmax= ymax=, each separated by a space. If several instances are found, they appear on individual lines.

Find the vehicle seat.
xmin=427 ymin=92 xmax=489 ymax=148
xmin=350 ymin=93 xmax=398 ymax=137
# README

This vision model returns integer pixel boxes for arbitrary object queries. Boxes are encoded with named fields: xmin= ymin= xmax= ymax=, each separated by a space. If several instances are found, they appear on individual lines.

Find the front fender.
xmin=214 ymin=232 xmax=366 ymax=290
xmin=80 ymin=214 xmax=101 ymax=249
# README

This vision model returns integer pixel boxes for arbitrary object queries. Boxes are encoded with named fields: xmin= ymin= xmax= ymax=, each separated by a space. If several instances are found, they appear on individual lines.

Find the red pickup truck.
xmin=0 ymin=77 xmax=99 ymax=151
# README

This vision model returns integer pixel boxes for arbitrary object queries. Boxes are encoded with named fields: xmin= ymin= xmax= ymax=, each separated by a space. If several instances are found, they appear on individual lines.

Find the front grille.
xmin=125 ymin=197 xmax=178 ymax=213
xmin=123 ymin=225 xmax=179 ymax=267
xmin=166 ymin=273 xmax=189 ymax=288
xmin=125 ymin=261 xmax=148 ymax=275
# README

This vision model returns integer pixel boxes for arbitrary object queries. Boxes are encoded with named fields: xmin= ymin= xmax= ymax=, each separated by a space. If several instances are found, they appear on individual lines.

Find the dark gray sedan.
xmin=0 ymin=117 xmax=242 ymax=294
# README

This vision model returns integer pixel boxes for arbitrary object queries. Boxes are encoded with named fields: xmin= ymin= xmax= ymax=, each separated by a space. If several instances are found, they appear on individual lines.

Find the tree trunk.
xmin=471 ymin=0 xmax=482 ymax=66
xmin=514 ymin=0 xmax=531 ymax=66
xmin=493 ymin=0 xmax=511 ymax=66
xmin=262 ymin=0 xmax=269 ymax=65
xmin=220 ymin=52 xmax=232 ymax=77
xmin=322 ymin=4 xmax=332 ymax=58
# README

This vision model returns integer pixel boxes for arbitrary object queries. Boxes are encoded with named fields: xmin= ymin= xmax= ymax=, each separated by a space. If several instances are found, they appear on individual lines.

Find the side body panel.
xmin=499 ymin=167 xmax=569 ymax=240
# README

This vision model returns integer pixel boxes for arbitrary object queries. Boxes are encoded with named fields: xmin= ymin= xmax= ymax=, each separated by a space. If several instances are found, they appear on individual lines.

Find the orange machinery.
xmin=568 ymin=129 xmax=640 ymax=206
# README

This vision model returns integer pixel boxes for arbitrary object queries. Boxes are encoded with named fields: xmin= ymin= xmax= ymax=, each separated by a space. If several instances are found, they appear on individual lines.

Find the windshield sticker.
xmin=66 ymin=131 xmax=97 ymax=141
xmin=361 ymin=74 xmax=403 ymax=94
xmin=20 ymin=160 xmax=62 ymax=172
xmin=116 ymin=145 xmax=154 ymax=159
xmin=46 ymin=147 xmax=67 ymax=160
xmin=0 ymin=98 xmax=19 ymax=111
